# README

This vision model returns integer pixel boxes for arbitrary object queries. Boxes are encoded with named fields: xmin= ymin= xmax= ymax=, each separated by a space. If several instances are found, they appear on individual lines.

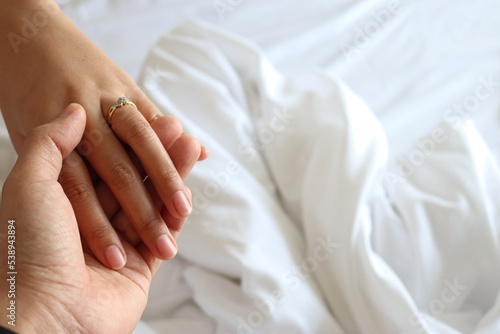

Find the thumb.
xmin=15 ymin=103 xmax=86 ymax=181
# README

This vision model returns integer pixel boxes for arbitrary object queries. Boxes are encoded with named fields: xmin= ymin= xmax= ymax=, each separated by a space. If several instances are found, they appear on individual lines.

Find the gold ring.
xmin=107 ymin=97 xmax=137 ymax=123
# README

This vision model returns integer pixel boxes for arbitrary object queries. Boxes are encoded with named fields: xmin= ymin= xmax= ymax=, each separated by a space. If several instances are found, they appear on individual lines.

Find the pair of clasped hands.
xmin=0 ymin=1 xmax=207 ymax=333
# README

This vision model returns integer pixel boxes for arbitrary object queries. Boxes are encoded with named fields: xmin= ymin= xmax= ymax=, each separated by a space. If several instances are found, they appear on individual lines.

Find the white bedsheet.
xmin=3 ymin=0 xmax=500 ymax=194
xmin=0 ymin=1 xmax=499 ymax=333
xmin=129 ymin=20 xmax=500 ymax=334
xmin=60 ymin=0 xmax=500 ymax=164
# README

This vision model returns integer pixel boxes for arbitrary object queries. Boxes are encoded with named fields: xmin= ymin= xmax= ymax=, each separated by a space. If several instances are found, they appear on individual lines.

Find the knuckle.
xmin=32 ymin=127 xmax=56 ymax=151
xmin=88 ymin=224 xmax=113 ymax=244
xmin=159 ymin=167 xmax=180 ymax=184
xmin=108 ymin=161 xmax=137 ymax=191
xmin=139 ymin=213 xmax=164 ymax=234
xmin=64 ymin=180 xmax=94 ymax=205
xmin=127 ymin=119 xmax=155 ymax=142
xmin=28 ymin=126 xmax=65 ymax=165
xmin=28 ymin=124 xmax=50 ymax=139
xmin=129 ymin=87 xmax=146 ymax=100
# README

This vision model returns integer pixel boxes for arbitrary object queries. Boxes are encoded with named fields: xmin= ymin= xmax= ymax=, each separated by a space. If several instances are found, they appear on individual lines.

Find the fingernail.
xmin=104 ymin=245 xmax=126 ymax=269
xmin=156 ymin=235 xmax=178 ymax=259
xmin=60 ymin=103 xmax=80 ymax=118
xmin=184 ymin=185 xmax=192 ymax=199
xmin=172 ymin=190 xmax=192 ymax=216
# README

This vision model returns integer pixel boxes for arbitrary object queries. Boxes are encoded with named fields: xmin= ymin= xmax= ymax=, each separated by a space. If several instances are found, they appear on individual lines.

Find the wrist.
xmin=22 ymin=303 xmax=82 ymax=334
xmin=1 ymin=291 xmax=83 ymax=334
xmin=0 ymin=0 xmax=65 ymax=121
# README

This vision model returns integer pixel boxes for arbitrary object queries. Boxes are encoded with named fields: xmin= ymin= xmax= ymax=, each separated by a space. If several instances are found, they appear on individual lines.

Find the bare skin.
xmin=0 ymin=0 xmax=208 ymax=269
xmin=0 ymin=105 xmax=165 ymax=333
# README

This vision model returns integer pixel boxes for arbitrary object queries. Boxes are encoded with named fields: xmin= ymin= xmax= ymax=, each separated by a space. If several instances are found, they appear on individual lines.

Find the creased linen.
xmin=137 ymin=21 xmax=500 ymax=334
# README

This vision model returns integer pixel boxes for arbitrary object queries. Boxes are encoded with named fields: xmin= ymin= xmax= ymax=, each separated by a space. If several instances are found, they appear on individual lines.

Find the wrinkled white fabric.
xmin=0 ymin=1 xmax=498 ymax=333
xmin=136 ymin=21 xmax=500 ymax=334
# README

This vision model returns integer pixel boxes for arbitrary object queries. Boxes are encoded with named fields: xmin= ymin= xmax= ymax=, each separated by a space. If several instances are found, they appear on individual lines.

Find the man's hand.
xmin=0 ymin=0 xmax=208 ymax=269
xmin=0 ymin=104 xmax=161 ymax=333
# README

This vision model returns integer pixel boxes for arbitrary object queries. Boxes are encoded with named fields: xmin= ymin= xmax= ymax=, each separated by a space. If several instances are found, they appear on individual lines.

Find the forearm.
xmin=0 ymin=0 xmax=63 ymax=108
xmin=0 ymin=0 xmax=76 ymax=150
xmin=0 ymin=0 xmax=63 ymax=59
xmin=0 ymin=0 xmax=62 ymax=51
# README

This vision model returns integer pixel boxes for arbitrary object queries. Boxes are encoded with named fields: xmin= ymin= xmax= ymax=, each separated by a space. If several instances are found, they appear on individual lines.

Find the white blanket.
xmin=0 ymin=1 xmax=498 ymax=332
xmin=134 ymin=21 xmax=500 ymax=334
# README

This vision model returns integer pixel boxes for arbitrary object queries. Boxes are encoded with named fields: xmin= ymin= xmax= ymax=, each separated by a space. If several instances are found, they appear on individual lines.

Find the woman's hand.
xmin=0 ymin=0 xmax=208 ymax=269
xmin=91 ymin=114 xmax=206 ymax=248
xmin=0 ymin=105 xmax=163 ymax=333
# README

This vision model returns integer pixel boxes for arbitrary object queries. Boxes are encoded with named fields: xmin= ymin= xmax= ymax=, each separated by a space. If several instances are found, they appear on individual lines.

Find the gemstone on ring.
xmin=107 ymin=97 xmax=137 ymax=124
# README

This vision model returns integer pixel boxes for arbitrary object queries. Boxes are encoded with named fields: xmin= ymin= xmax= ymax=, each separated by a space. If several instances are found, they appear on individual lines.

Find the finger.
xmin=115 ymin=235 xmax=161 ymax=283
xmin=160 ymin=187 xmax=192 ymax=240
xmin=111 ymin=179 xmax=191 ymax=245
xmin=60 ymin=151 xmax=127 ymax=270
xmin=95 ymin=180 xmax=119 ymax=219
xmin=106 ymin=101 xmax=192 ymax=219
xmin=127 ymin=148 xmax=147 ymax=180
xmin=149 ymin=114 xmax=208 ymax=162
xmin=149 ymin=115 xmax=183 ymax=151
xmin=111 ymin=211 xmax=141 ymax=246
xmin=83 ymin=158 xmax=100 ymax=185
xmin=14 ymin=103 xmax=85 ymax=182
xmin=95 ymin=147 xmax=151 ymax=224
xmin=167 ymin=134 xmax=201 ymax=179
xmin=110 ymin=176 xmax=161 ymax=246
xmin=3 ymin=104 xmax=89 ymax=276
xmin=136 ymin=242 xmax=162 ymax=277
xmin=199 ymin=146 xmax=210 ymax=161
xmin=83 ymin=113 xmax=178 ymax=261
xmin=185 ymin=185 xmax=192 ymax=198
xmin=98 ymin=132 xmax=200 ymax=222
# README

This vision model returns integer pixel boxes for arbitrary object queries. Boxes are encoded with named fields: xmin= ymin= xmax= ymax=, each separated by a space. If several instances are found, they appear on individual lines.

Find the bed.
xmin=1 ymin=0 xmax=499 ymax=333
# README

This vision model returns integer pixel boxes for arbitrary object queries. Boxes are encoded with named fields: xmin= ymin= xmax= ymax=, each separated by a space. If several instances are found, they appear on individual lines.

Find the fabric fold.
xmin=137 ymin=20 xmax=500 ymax=334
